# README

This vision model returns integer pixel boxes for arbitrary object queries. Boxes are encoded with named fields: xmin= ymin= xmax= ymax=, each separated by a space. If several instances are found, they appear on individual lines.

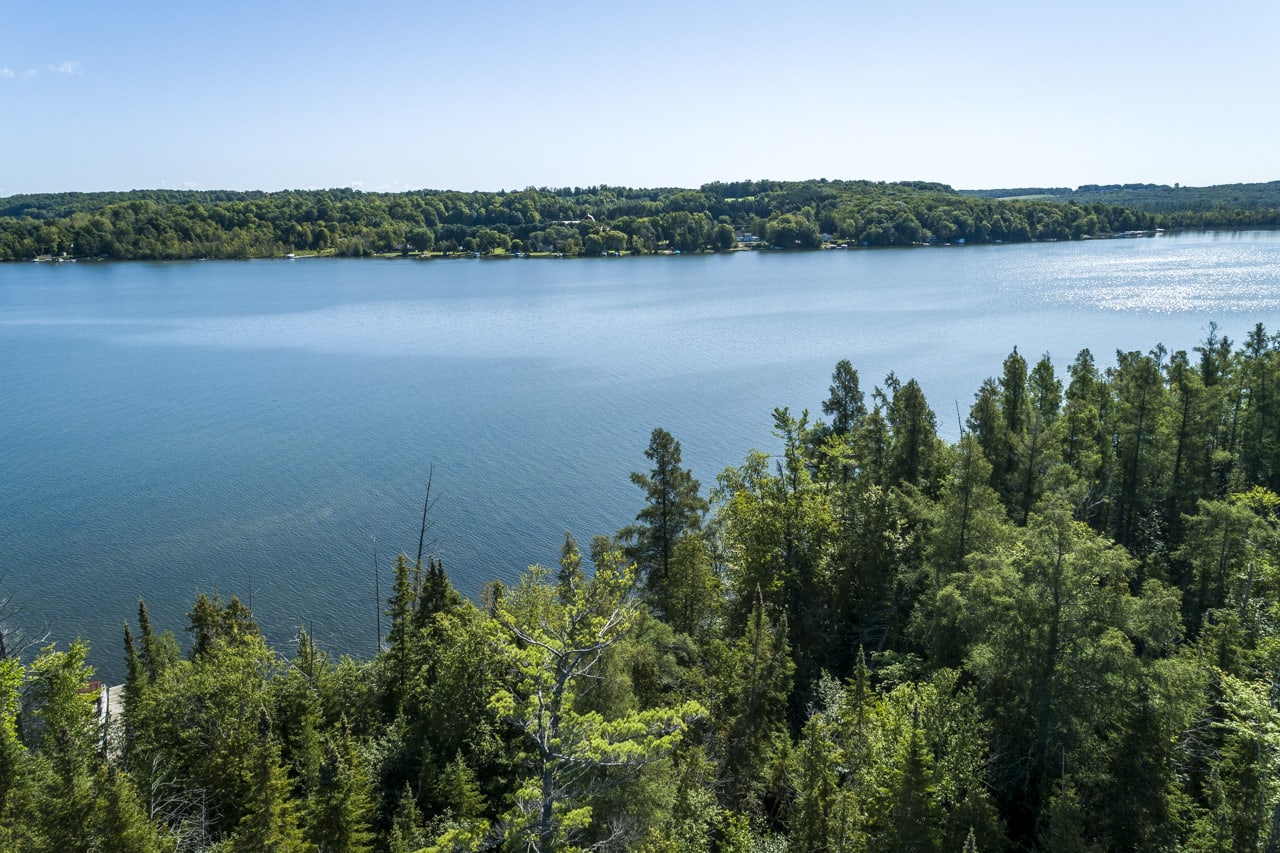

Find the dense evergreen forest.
xmin=2 ymin=178 xmax=1278 ymax=261
xmin=5 ymin=323 xmax=1280 ymax=850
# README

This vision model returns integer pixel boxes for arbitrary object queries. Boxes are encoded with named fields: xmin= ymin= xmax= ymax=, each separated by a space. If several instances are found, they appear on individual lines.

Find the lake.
xmin=4 ymin=231 xmax=1280 ymax=680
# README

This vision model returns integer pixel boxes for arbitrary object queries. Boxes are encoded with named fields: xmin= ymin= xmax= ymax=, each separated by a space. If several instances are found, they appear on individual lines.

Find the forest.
xmin=3 ymin=322 xmax=1280 ymax=850
xmin=2 ymin=178 xmax=1278 ymax=261
xmin=961 ymin=181 xmax=1280 ymax=224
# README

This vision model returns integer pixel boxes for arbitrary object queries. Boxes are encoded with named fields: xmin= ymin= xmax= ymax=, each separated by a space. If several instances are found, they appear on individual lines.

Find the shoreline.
xmin=18 ymin=225 xmax=1260 ymax=265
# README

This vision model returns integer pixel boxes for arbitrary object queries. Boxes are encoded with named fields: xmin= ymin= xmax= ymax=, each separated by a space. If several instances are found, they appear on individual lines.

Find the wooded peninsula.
xmin=3 ymin=178 xmax=1280 ymax=261
xmin=5 ymin=324 xmax=1280 ymax=850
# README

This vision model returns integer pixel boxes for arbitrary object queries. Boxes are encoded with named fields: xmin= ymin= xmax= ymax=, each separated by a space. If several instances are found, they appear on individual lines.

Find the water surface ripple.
xmin=3 ymin=231 xmax=1279 ymax=679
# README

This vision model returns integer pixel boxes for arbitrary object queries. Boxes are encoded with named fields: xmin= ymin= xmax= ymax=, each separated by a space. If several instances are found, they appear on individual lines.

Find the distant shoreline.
xmin=24 ymin=225 xmax=1262 ymax=265
xmin=4 ymin=179 xmax=1277 ymax=263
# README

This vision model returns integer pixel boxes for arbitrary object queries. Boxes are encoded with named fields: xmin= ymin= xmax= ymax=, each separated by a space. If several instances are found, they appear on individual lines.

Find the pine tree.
xmin=386 ymin=784 xmax=429 ymax=853
xmin=822 ymin=359 xmax=868 ymax=438
xmin=413 ymin=558 xmax=461 ymax=630
xmin=912 ymin=435 xmax=1014 ymax=669
xmin=1000 ymin=347 xmax=1030 ymax=441
xmin=885 ymin=377 xmax=942 ymax=493
xmin=91 ymin=767 xmax=167 ymax=853
xmin=384 ymin=554 xmax=415 ymax=712
xmin=308 ymin=735 xmax=374 ymax=853
xmin=0 ymin=656 xmax=33 ymax=844
xmin=186 ymin=593 xmax=259 ymax=660
xmin=970 ymin=378 xmax=1012 ymax=508
xmin=661 ymin=534 xmax=719 ymax=637
xmin=658 ymin=746 xmax=723 ymax=852
xmin=137 ymin=600 xmax=160 ymax=678
xmin=232 ymin=713 xmax=309 ymax=853
xmin=1011 ymin=353 xmax=1062 ymax=525
xmin=883 ymin=715 xmax=941 ymax=853
xmin=716 ymin=591 xmax=795 ymax=816
xmin=26 ymin=643 xmax=101 ymax=851
xmin=1036 ymin=781 xmax=1097 ymax=853
xmin=557 ymin=532 xmax=584 ymax=604
xmin=490 ymin=553 xmax=701 ymax=852
xmin=790 ymin=716 xmax=843 ymax=853
xmin=1163 ymin=350 xmax=1215 ymax=546
xmin=1237 ymin=323 xmax=1280 ymax=491
xmin=624 ymin=427 xmax=709 ymax=614
xmin=1108 ymin=347 xmax=1170 ymax=557
xmin=926 ymin=433 xmax=1010 ymax=580
xmin=434 ymin=751 xmax=485 ymax=821
xmin=1061 ymin=348 xmax=1112 ymax=528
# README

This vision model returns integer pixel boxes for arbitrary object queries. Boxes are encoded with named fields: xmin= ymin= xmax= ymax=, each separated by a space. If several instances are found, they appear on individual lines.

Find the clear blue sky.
xmin=3 ymin=0 xmax=1277 ymax=196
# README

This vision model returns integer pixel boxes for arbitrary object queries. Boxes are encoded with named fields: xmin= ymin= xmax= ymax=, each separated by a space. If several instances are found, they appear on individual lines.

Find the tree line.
xmin=6 ymin=177 xmax=1276 ymax=262
xmin=962 ymin=180 xmax=1280 ymax=228
xmin=4 ymin=323 xmax=1280 ymax=850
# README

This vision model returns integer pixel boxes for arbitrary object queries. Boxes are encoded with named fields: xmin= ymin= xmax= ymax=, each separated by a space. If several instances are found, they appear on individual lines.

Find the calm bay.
xmin=4 ymin=231 xmax=1280 ymax=680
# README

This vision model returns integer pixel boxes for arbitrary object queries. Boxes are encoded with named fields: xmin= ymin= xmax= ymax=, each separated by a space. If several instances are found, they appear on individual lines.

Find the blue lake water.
xmin=4 ymin=231 xmax=1280 ymax=680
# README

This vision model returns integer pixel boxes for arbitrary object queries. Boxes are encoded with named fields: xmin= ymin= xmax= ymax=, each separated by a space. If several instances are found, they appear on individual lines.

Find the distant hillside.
xmin=962 ymin=180 xmax=1280 ymax=215
xmin=2 ymin=178 xmax=1276 ymax=261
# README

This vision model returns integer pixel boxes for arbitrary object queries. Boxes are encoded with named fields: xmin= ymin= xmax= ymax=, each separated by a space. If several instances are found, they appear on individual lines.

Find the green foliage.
xmin=231 ymin=725 xmax=309 ymax=852
xmin=964 ymin=495 xmax=1189 ymax=847
xmin=308 ymin=734 xmax=375 ymax=852
xmin=820 ymin=359 xmax=867 ymax=442
xmin=1186 ymin=670 xmax=1280 ymax=852
xmin=386 ymin=784 xmax=431 ymax=853
xmin=126 ymin=633 xmax=281 ymax=841
xmin=489 ymin=554 xmax=702 ymax=851
xmin=25 ymin=641 xmax=97 ymax=757
xmin=660 ymin=535 xmax=722 ymax=640
xmin=789 ymin=714 xmax=857 ymax=852
xmin=882 ymin=377 xmax=944 ymax=493
xmin=92 ymin=767 xmax=169 ymax=853
xmin=0 ymin=644 xmax=169 ymax=852
xmin=623 ymin=428 xmax=709 ymax=622
xmin=0 ymin=656 xmax=24 ymax=813
xmin=789 ymin=665 xmax=1002 ymax=852
xmin=1177 ymin=489 xmax=1279 ymax=635
xmin=11 ymin=177 xmax=1274 ymax=262
xmin=10 ymin=331 xmax=1280 ymax=849
xmin=715 ymin=408 xmax=835 ymax=634
xmin=187 ymin=592 xmax=260 ymax=660
xmin=710 ymin=592 xmax=794 ymax=818
xmin=1036 ymin=781 xmax=1100 ymax=853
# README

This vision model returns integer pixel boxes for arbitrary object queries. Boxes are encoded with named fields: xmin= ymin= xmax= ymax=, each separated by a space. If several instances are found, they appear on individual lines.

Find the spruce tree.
xmin=557 ymin=532 xmax=584 ymax=604
xmin=232 ymin=713 xmax=308 ymax=853
xmin=822 ymin=359 xmax=868 ymax=438
xmin=308 ymin=735 xmax=374 ymax=853
xmin=624 ymin=428 xmax=709 ymax=614
xmin=91 ymin=767 xmax=167 ymax=853
xmin=716 ymin=591 xmax=794 ymax=816
xmin=884 ymin=718 xmax=942 ymax=853
xmin=386 ymin=784 xmax=429 ymax=853
xmin=790 ymin=716 xmax=843 ymax=853
xmin=413 ymin=558 xmax=461 ymax=630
